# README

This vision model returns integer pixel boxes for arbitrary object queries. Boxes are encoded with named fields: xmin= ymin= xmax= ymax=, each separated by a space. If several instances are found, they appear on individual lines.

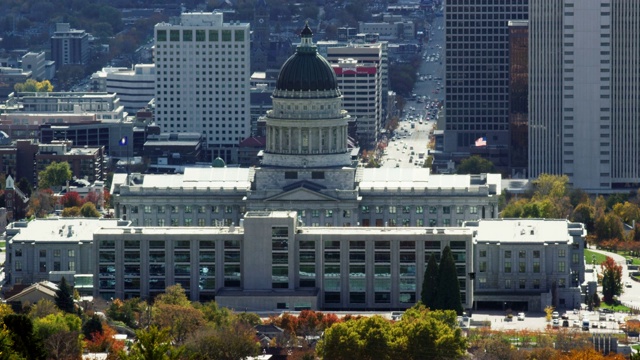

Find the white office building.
xmin=529 ymin=0 xmax=640 ymax=192
xmin=106 ymin=64 xmax=156 ymax=113
xmin=154 ymin=12 xmax=251 ymax=162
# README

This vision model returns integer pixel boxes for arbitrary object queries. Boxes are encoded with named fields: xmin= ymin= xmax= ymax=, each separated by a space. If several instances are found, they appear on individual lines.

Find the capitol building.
xmin=4 ymin=25 xmax=585 ymax=313
xmin=111 ymin=24 xmax=501 ymax=231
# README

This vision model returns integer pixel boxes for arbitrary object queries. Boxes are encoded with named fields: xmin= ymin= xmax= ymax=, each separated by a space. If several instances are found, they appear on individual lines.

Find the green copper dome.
xmin=275 ymin=24 xmax=338 ymax=93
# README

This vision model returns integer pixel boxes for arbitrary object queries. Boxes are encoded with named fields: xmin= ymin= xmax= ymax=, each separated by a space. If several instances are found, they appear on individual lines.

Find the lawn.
xmin=599 ymin=302 xmax=631 ymax=313
xmin=584 ymin=249 xmax=608 ymax=266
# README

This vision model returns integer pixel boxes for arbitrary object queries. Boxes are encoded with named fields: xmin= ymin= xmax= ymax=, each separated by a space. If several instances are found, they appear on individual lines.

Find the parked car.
xmin=552 ymin=319 xmax=560 ymax=328
xmin=552 ymin=311 xmax=560 ymax=319
xmin=517 ymin=312 xmax=525 ymax=321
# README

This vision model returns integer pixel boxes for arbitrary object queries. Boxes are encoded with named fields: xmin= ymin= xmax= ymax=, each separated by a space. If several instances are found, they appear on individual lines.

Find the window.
xmin=39 ymin=250 xmax=46 ymax=258
xmin=479 ymin=250 xmax=486 ymax=257
xmin=312 ymin=210 xmax=320 ymax=217
xmin=416 ymin=206 xmax=424 ymax=214
xmin=15 ymin=249 xmax=22 ymax=257
xmin=558 ymin=278 xmax=566 ymax=288
xmin=185 ymin=206 xmax=192 ymax=214
xmin=171 ymin=206 xmax=179 ymax=213
xmin=504 ymin=251 xmax=511 ymax=258
xmin=312 ymin=171 xmax=324 ymax=179
xmin=428 ymin=206 xmax=436 ymax=214
xmin=505 ymin=279 xmax=511 ymax=289
xmin=285 ymin=171 xmax=298 ymax=179
xmin=504 ymin=261 xmax=511 ymax=273
xmin=402 ymin=206 xmax=411 ymax=214
xmin=478 ymin=277 xmax=487 ymax=289
xmin=443 ymin=206 xmax=450 ymax=214
xmin=225 ymin=206 xmax=233 ymax=214
xmin=469 ymin=206 xmax=478 ymax=214
xmin=519 ymin=250 xmax=526 ymax=258
xmin=234 ymin=29 xmax=245 ymax=41
xmin=361 ymin=206 xmax=370 ymax=214
xmin=343 ymin=210 xmax=351 ymax=218
xmin=54 ymin=250 xmax=61 ymax=257
xmin=198 ymin=206 xmax=206 ymax=213
xmin=479 ymin=261 xmax=487 ymax=272
xmin=68 ymin=250 xmax=75 ymax=257
xmin=40 ymin=262 xmax=47 ymax=272
xmin=533 ymin=250 xmax=540 ymax=258
xmin=572 ymin=253 xmax=579 ymax=264
xmin=533 ymin=279 xmax=540 ymax=289
xmin=158 ymin=206 xmax=166 ymax=214
xmin=533 ymin=261 xmax=540 ymax=273
xmin=558 ymin=261 xmax=566 ymax=272
xmin=519 ymin=279 xmax=526 ymax=289
xmin=559 ymin=249 xmax=566 ymax=257
xmin=519 ymin=262 xmax=526 ymax=273
xmin=144 ymin=206 xmax=152 ymax=214
xmin=456 ymin=206 xmax=464 ymax=214
xmin=15 ymin=261 xmax=21 ymax=271
xmin=389 ymin=206 xmax=396 ymax=214
xmin=325 ymin=210 xmax=333 ymax=218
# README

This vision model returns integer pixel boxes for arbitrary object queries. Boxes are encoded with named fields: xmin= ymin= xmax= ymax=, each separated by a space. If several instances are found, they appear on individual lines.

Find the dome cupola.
xmin=274 ymin=23 xmax=339 ymax=96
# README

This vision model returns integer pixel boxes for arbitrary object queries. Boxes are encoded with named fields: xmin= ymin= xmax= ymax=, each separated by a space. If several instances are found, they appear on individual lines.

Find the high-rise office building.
xmin=332 ymin=59 xmax=382 ymax=147
xmin=443 ymin=1 xmax=528 ymax=153
xmin=529 ymin=0 xmax=640 ymax=191
xmin=50 ymin=23 xmax=89 ymax=68
xmin=154 ymin=13 xmax=251 ymax=162
xmin=326 ymin=43 xmax=387 ymax=146
xmin=508 ymin=21 xmax=528 ymax=178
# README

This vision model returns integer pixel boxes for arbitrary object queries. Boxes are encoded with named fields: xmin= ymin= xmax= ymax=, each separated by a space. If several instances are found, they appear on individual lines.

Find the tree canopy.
xmin=13 ymin=79 xmax=53 ymax=93
xmin=38 ymin=162 xmax=72 ymax=189
xmin=435 ymin=246 xmax=464 ymax=315
xmin=456 ymin=155 xmax=495 ymax=174
xmin=601 ymin=256 xmax=622 ymax=303
xmin=421 ymin=253 xmax=438 ymax=309
xmin=54 ymin=277 xmax=75 ymax=314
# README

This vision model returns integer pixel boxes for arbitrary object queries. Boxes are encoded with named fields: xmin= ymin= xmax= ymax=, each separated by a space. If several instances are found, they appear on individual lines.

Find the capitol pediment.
xmin=266 ymin=185 xmax=338 ymax=202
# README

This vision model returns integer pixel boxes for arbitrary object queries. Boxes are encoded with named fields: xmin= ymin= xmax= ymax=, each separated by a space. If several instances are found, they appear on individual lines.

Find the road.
xmin=380 ymin=16 xmax=445 ymax=169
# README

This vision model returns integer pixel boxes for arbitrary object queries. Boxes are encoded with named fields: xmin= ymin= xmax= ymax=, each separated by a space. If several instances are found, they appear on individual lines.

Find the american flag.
xmin=475 ymin=137 xmax=487 ymax=147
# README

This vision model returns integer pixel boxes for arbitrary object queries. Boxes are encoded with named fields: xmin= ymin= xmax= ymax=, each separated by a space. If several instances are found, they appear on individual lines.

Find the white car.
xmin=626 ymin=281 xmax=632 ymax=288
xmin=552 ymin=311 xmax=560 ymax=319
xmin=517 ymin=312 xmax=525 ymax=321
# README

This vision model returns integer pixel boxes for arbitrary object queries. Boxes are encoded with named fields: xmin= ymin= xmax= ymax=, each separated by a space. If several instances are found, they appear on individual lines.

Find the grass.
xmin=584 ymin=249 xmax=608 ymax=266
xmin=600 ymin=302 xmax=631 ymax=313
xmin=0 ymin=241 xmax=5 ymax=248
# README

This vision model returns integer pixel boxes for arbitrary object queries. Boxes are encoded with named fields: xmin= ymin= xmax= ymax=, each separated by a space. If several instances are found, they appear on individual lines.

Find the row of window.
xmin=15 ymin=260 xmax=75 ymax=273
xmin=14 ymin=249 xmax=75 ymax=258
xmin=156 ymin=29 xmax=246 ymax=42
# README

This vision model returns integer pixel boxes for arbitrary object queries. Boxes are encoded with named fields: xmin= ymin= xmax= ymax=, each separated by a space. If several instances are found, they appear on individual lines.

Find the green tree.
xmin=154 ymin=284 xmax=191 ymax=307
xmin=601 ymin=256 xmax=622 ymax=303
xmin=613 ymin=201 xmax=640 ymax=225
xmin=571 ymin=202 xmax=596 ymax=233
xmin=197 ymin=301 xmax=233 ymax=327
xmin=152 ymin=304 xmax=205 ymax=345
xmin=399 ymin=306 xmax=467 ymax=360
xmin=594 ymin=213 xmax=624 ymax=241
xmin=0 ymin=325 xmax=24 ymax=360
xmin=80 ymin=202 xmax=101 ymax=217
xmin=456 ymin=155 xmax=495 ymax=174
xmin=38 ymin=161 xmax=72 ymax=189
xmin=184 ymin=319 xmax=260 ymax=360
xmin=82 ymin=314 xmax=103 ymax=341
xmin=27 ymin=299 xmax=60 ymax=319
xmin=2 ymin=314 xmax=46 ymax=360
xmin=532 ymin=173 xmax=569 ymax=200
xmin=120 ymin=326 xmax=183 ymax=360
xmin=54 ymin=277 xmax=75 ymax=313
xmin=317 ymin=316 xmax=396 ymax=360
xmin=435 ymin=246 xmax=463 ymax=315
xmin=421 ymin=253 xmax=438 ymax=309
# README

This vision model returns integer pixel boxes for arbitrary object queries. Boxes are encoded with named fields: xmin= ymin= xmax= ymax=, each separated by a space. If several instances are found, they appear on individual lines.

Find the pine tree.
xmin=55 ymin=277 xmax=75 ymax=313
xmin=421 ymin=253 xmax=439 ymax=309
xmin=435 ymin=246 xmax=464 ymax=315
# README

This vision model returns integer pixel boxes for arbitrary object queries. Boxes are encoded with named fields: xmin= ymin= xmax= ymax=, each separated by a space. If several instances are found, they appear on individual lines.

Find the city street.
xmin=380 ymin=16 xmax=445 ymax=169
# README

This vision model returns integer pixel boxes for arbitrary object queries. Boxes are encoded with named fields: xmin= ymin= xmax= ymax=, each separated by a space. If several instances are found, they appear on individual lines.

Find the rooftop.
xmin=7 ymin=218 xmax=122 ymax=243
xmin=470 ymin=219 xmax=580 ymax=244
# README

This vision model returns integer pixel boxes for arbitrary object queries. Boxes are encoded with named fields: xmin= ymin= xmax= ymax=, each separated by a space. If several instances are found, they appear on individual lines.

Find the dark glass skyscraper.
xmin=444 ymin=1 xmax=528 ymax=153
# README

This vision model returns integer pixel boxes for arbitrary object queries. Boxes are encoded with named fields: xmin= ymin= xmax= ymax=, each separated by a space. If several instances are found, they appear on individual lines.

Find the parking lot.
xmin=466 ymin=309 xmax=630 ymax=334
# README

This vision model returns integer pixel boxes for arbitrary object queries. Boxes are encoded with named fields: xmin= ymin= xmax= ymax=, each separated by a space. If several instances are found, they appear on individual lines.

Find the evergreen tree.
xmin=435 ymin=246 xmax=464 ymax=315
xmin=421 ymin=253 xmax=439 ymax=309
xmin=54 ymin=277 xmax=75 ymax=313
xmin=3 ymin=314 xmax=46 ymax=359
